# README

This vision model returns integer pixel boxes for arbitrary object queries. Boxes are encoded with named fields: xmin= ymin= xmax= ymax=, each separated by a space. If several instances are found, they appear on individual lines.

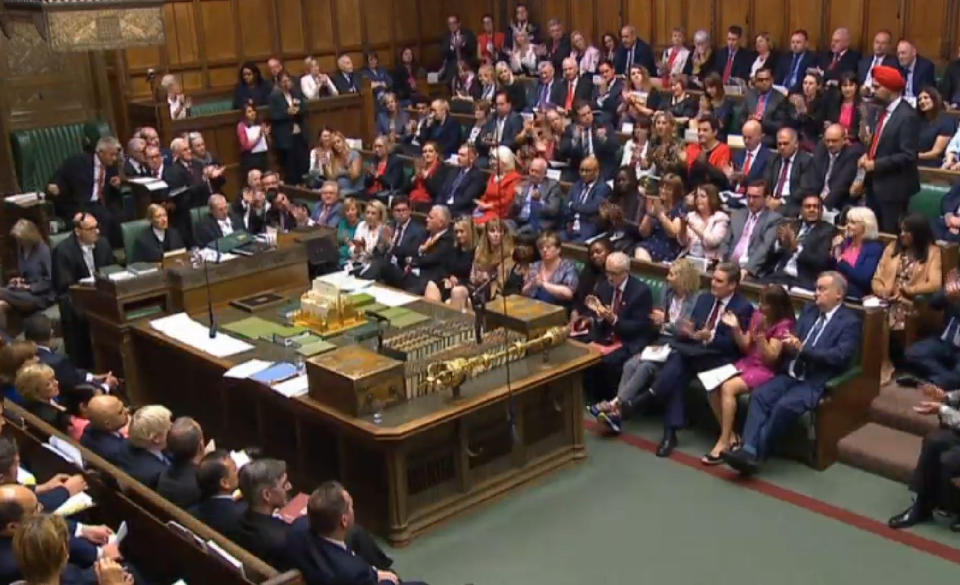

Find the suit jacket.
xmin=364 ymin=153 xmax=405 ymax=195
xmin=763 ymin=151 xmax=814 ymax=215
xmin=157 ymin=462 xmax=201 ymax=509
xmin=36 ymin=346 xmax=89 ymax=396
xmin=442 ymin=28 xmax=478 ymax=67
xmin=130 ymin=226 xmax=185 ymax=263
xmin=284 ymin=522 xmax=378 ymax=585
xmin=775 ymin=50 xmax=817 ymax=92
xmin=528 ymin=79 xmax=560 ymax=110
xmin=712 ymin=47 xmax=753 ymax=81
xmin=866 ymin=99 xmax=920 ymax=204
xmin=122 ymin=446 xmax=170 ymax=489
xmin=785 ymin=303 xmax=861 ymax=386
xmin=51 ymin=153 xmax=121 ymax=220
xmin=191 ymin=496 xmax=248 ymax=540
xmin=79 ymin=427 xmax=132 ymax=468
xmin=671 ymin=292 xmax=754 ymax=360
xmin=562 ymin=180 xmax=612 ymax=239
xmin=551 ymin=75 xmax=594 ymax=109
xmin=592 ymin=77 xmax=624 ymax=120
xmin=590 ymin=277 xmax=656 ymax=354
xmin=410 ymin=229 xmax=455 ymax=283
xmin=872 ymin=242 xmax=942 ymax=299
xmin=801 ymin=142 xmax=864 ymax=211
xmin=417 ymin=116 xmax=461 ymax=156
xmin=192 ymin=155 xmax=226 ymax=197
xmin=615 ymin=40 xmax=657 ymax=76
xmin=194 ymin=213 xmax=245 ymax=247
xmin=901 ymin=56 xmax=937 ymax=98
xmin=479 ymin=113 xmax=524 ymax=156
xmin=725 ymin=208 xmax=782 ymax=275
xmin=123 ymin=159 xmax=150 ymax=178
xmin=558 ymin=123 xmax=619 ymax=178
xmin=742 ymin=89 xmax=793 ymax=145
xmin=234 ymin=510 xmax=290 ymax=569
xmin=385 ymin=219 xmax=426 ymax=269
xmin=510 ymin=178 xmax=563 ymax=231
xmin=820 ymin=49 xmax=861 ymax=83
xmin=834 ymin=239 xmax=885 ymax=299
xmin=543 ymin=35 xmax=571 ymax=71
xmin=25 ymin=399 xmax=71 ymax=432
xmin=331 ymin=71 xmax=361 ymax=94
xmin=51 ymin=233 xmax=113 ymax=298
xmin=439 ymin=166 xmax=486 ymax=217
xmin=732 ymin=146 xmax=773 ymax=191
xmin=766 ymin=219 xmax=837 ymax=289
xmin=269 ymin=87 xmax=310 ymax=150
xmin=940 ymin=59 xmax=960 ymax=106
xmin=857 ymin=54 xmax=898 ymax=84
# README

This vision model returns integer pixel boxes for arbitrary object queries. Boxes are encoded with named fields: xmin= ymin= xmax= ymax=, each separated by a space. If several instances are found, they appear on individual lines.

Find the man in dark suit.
xmin=192 ymin=450 xmax=247 ymax=538
xmin=439 ymin=144 xmax=486 ymax=217
xmin=726 ymin=181 xmax=782 ymax=281
xmin=264 ymin=190 xmax=298 ymax=233
xmin=631 ymin=263 xmax=755 ymax=456
xmin=554 ymin=57 xmax=594 ymax=114
xmin=820 ymin=27 xmax=861 ymax=84
xmin=47 ymin=136 xmax=124 ymax=247
xmin=80 ymin=394 xmax=132 ymax=468
xmin=713 ymin=25 xmax=753 ymax=83
xmin=775 ymin=29 xmax=817 ymax=93
xmin=939 ymin=42 xmax=960 ymax=107
xmin=763 ymin=194 xmax=837 ymax=289
xmin=590 ymin=60 xmax=623 ymax=126
xmin=310 ymin=181 xmax=344 ymax=228
xmin=331 ymin=54 xmax=361 ymax=94
xmin=559 ymin=101 xmax=619 ymax=181
xmin=509 ymin=156 xmax=563 ymax=236
xmin=156 ymin=417 xmax=203 ymax=510
xmin=187 ymin=132 xmax=227 ymax=198
xmin=580 ymin=252 xmax=656 ymax=404
xmin=902 ymin=276 xmax=960 ymax=389
xmin=478 ymin=91 xmax=524 ymax=158
xmin=268 ymin=72 xmax=310 ymax=184
xmin=741 ymin=67 xmax=792 ymax=148
xmin=162 ymin=137 xmax=209 ymax=247
xmin=284 ymin=481 xmax=427 ymax=585
xmin=416 ymin=99 xmax=461 ymax=156
xmin=858 ymin=30 xmax=897 ymax=87
xmin=542 ymin=18 xmax=571 ymax=71
xmin=24 ymin=314 xmax=118 ymax=397
xmin=529 ymin=61 xmax=559 ymax=111
xmin=802 ymin=123 xmax=865 ymax=212
xmin=403 ymin=205 xmax=454 ymax=295
xmin=123 ymin=405 xmax=172 ymax=489
xmin=763 ymin=127 xmax=814 ymax=216
xmin=440 ymin=14 xmax=477 ymax=81
xmin=724 ymin=271 xmax=861 ymax=474
xmin=857 ymin=65 xmax=920 ymax=233
xmin=896 ymin=39 xmax=936 ymax=101
xmin=560 ymin=156 xmax=612 ymax=243
xmin=51 ymin=213 xmax=114 ymax=367
xmin=123 ymin=137 xmax=149 ymax=178
xmin=727 ymin=120 xmax=772 ymax=194
xmin=615 ymin=25 xmax=656 ymax=76
xmin=384 ymin=196 xmax=426 ymax=273
xmin=195 ymin=194 xmax=244 ymax=247
xmin=230 ymin=458 xmax=293 ymax=568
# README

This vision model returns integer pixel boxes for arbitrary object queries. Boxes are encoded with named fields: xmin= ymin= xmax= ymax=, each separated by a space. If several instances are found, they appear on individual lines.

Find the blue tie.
xmin=788 ymin=54 xmax=800 ymax=87
xmin=448 ymin=169 xmax=467 ymax=204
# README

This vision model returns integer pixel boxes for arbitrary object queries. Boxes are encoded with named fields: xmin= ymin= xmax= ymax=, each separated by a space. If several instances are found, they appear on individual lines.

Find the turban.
xmin=871 ymin=65 xmax=905 ymax=92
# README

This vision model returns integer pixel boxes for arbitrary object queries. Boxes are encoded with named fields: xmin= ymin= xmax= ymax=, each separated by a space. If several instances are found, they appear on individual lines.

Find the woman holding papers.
xmin=702 ymin=284 xmax=795 ymax=465
xmin=588 ymin=259 xmax=701 ymax=434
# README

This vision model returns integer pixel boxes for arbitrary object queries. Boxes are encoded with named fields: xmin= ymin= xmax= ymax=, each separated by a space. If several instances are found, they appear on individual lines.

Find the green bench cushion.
xmin=189 ymin=99 xmax=235 ymax=117
xmin=11 ymin=120 xmax=111 ymax=192
xmin=910 ymin=183 xmax=950 ymax=221
xmin=121 ymin=219 xmax=149 ymax=263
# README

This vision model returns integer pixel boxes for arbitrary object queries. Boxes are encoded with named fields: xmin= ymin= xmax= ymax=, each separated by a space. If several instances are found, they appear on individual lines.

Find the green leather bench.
xmin=10 ymin=120 xmax=112 ymax=193
xmin=911 ymin=183 xmax=951 ymax=222
xmin=189 ymin=99 xmax=235 ymax=117
xmin=121 ymin=219 xmax=149 ymax=264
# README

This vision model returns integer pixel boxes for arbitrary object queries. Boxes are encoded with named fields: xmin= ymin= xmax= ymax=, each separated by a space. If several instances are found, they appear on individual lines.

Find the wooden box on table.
xmin=484 ymin=295 xmax=567 ymax=338
xmin=307 ymin=345 xmax=405 ymax=416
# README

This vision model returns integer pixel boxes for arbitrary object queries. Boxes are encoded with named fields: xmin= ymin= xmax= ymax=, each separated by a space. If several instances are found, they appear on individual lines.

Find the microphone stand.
xmin=205 ymin=238 xmax=219 ymax=339
xmin=469 ymin=277 xmax=495 ymax=344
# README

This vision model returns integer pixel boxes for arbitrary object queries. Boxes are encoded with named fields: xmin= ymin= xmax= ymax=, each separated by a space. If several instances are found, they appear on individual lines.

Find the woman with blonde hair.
xmin=337 ymin=197 xmax=362 ymax=267
xmin=14 ymin=513 xmax=131 ymax=585
xmin=18 ymin=362 xmax=71 ymax=432
xmin=590 ymin=258 xmax=702 ymax=433
xmin=454 ymin=217 xmax=516 ymax=309
xmin=644 ymin=110 xmax=686 ymax=177
xmin=424 ymin=218 xmax=477 ymax=309
xmin=346 ymin=199 xmax=388 ymax=276
xmin=131 ymin=203 xmax=185 ymax=263
xmin=475 ymin=146 xmax=523 ymax=224
xmin=160 ymin=73 xmax=190 ymax=120
xmin=324 ymin=132 xmax=364 ymax=195
xmin=0 ymin=219 xmax=53 ymax=320
xmin=832 ymin=206 xmax=884 ymax=300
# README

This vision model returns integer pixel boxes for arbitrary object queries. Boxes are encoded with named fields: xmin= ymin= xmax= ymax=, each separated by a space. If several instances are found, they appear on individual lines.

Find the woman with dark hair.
xmin=361 ymin=51 xmax=393 ymax=105
xmin=236 ymin=101 xmax=270 ymax=176
xmin=600 ymin=32 xmax=618 ymax=64
xmin=621 ymin=116 xmax=652 ymax=178
xmin=872 ymin=213 xmax=943 ymax=382
xmin=522 ymin=231 xmax=578 ymax=307
xmin=703 ymin=73 xmax=734 ymax=138
xmin=0 ymin=219 xmax=52 ymax=321
xmin=790 ymin=72 xmax=828 ymax=147
xmin=594 ymin=202 xmax=640 ymax=254
xmin=635 ymin=172 xmax=685 ymax=262
xmin=393 ymin=46 xmax=425 ymax=103
xmin=680 ymin=184 xmax=729 ymax=262
xmin=664 ymin=74 xmax=699 ymax=127
xmin=916 ymin=86 xmax=957 ymax=167
xmin=619 ymin=65 xmax=660 ymax=124
xmin=608 ymin=166 xmax=641 ymax=223
xmin=825 ymin=70 xmax=863 ymax=142
xmin=269 ymin=71 xmax=310 ymax=184
xmin=571 ymin=238 xmax=613 ymax=320
xmin=232 ymin=61 xmax=272 ymax=109
xmin=477 ymin=14 xmax=505 ymax=65
xmin=506 ymin=3 xmax=538 ymax=49
xmin=703 ymin=284 xmax=796 ymax=464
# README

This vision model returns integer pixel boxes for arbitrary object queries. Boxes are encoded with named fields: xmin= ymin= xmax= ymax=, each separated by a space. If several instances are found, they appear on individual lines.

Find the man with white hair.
xmin=122 ymin=404 xmax=173 ymax=489
xmin=195 ymin=193 xmax=243 ymax=246
xmin=530 ymin=61 xmax=558 ymax=110
xmin=615 ymin=24 xmax=656 ymax=76
xmin=331 ymin=54 xmax=360 ymax=94
xmin=555 ymin=57 xmax=592 ymax=112
xmin=820 ymin=27 xmax=860 ymax=83
xmin=896 ymin=39 xmax=935 ymax=100
xmin=802 ymin=123 xmax=865 ymax=212
xmin=724 ymin=271 xmax=861 ymax=475
xmin=510 ymin=156 xmax=562 ymax=235
xmin=580 ymin=251 xmax=656 ymax=418
xmin=124 ymin=137 xmax=149 ymax=177
xmin=401 ymin=204 xmax=454 ymax=295
xmin=163 ymin=136 xmax=208 ymax=246
xmin=47 ymin=136 xmax=124 ymax=246
xmin=188 ymin=132 xmax=226 ymax=195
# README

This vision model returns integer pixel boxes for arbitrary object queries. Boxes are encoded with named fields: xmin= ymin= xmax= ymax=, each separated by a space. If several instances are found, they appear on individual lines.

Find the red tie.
xmin=738 ymin=152 xmax=754 ymax=193
xmin=96 ymin=165 xmax=106 ymax=204
xmin=706 ymin=299 xmax=722 ymax=331
xmin=611 ymin=287 xmax=622 ymax=315
xmin=775 ymin=158 xmax=790 ymax=198
xmin=829 ymin=52 xmax=840 ymax=70
xmin=663 ymin=48 xmax=678 ymax=83
xmin=755 ymin=93 xmax=767 ymax=118
xmin=868 ymin=110 xmax=888 ymax=160
xmin=722 ymin=52 xmax=735 ymax=83
xmin=565 ymin=80 xmax=575 ymax=110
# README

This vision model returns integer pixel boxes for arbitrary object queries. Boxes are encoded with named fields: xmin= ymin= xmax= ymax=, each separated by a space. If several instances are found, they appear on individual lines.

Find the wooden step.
xmin=869 ymin=384 xmax=938 ymax=437
xmin=837 ymin=423 xmax=922 ymax=485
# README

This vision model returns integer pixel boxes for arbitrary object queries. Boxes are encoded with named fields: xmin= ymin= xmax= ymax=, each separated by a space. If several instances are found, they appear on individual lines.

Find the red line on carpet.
xmin=583 ymin=419 xmax=960 ymax=565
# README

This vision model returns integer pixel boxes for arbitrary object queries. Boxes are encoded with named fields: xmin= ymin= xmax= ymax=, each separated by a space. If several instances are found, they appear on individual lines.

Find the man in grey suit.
xmin=509 ymin=157 xmax=562 ymax=237
xmin=726 ymin=180 xmax=782 ymax=281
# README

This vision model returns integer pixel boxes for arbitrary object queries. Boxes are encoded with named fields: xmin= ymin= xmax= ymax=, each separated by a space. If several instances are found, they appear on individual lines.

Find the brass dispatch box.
xmin=306 ymin=345 xmax=405 ymax=416
xmin=484 ymin=295 xmax=567 ymax=338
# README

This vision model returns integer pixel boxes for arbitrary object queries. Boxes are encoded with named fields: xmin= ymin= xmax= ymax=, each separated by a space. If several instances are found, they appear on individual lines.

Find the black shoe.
xmin=656 ymin=430 xmax=677 ymax=457
xmin=721 ymin=447 xmax=759 ymax=475
xmin=888 ymin=506 xmax=931 ymax=529
xmin=895 ymin=375 xmax=920 ymax=388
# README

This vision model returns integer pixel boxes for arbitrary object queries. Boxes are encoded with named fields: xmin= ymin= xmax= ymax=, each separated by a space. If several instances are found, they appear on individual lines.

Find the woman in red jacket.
xmin=474 ymin=146 xmax=522 ymax=225
xmin=407 ymin=141 xmax=446 ymax=206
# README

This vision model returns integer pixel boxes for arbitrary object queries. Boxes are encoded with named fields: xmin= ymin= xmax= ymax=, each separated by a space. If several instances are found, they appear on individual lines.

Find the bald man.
xmin=79 ymin=395 xmax=131 ymax=468
xmin=728 ymin=119 xmax=772 ymax=193
xmin=896 ymin=39 xmax=936 ymax=100
xmin=803 ymin=123 xmax=865 ymax=211
xmin=561 ymin=155 xmax=612 ymax=242
xmin=820 ymin=27 xmax=860 ymax=83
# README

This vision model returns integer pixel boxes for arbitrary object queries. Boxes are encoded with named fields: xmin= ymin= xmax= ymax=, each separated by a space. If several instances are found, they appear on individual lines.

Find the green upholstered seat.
xmin=10 ymin=120 xmax=112 ymax=192
xmin=190 ymin=206 xmax=211 ymax=236
xmin=121 ymin=219 xmax=149 ymax=264
xmin=910 ymin=184 xmax=950 ymax=221
xmin=48 ymin=231 xmax=71 ymax=250
xmin=189 ymin=99 xmax=235 ymax=117
xmin=636 ymin=275 xmax=665 ymax=306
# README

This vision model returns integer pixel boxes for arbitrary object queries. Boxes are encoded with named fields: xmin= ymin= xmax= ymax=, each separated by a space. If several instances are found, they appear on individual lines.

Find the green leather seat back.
xmin=122 ymin=219 xmax=149 ymax=263
xmin=189 ymin=99 xmax=235 ymax=117
xmin=636 ymin=275 xmax=665 ymax=306
xmin=10 ymin=120 xmax=112 ymax=193
xmin=190 ymin=206 xmax=211 ymax=236
xmin=48 ymin=231 xmax=71 ymax=250
xmin=910 ymin=184 xmax=950 ymax=221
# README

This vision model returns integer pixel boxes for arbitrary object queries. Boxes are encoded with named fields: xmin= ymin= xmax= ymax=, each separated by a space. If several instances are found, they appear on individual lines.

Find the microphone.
xmin=204 ymin=238 xmax=219 ymax=339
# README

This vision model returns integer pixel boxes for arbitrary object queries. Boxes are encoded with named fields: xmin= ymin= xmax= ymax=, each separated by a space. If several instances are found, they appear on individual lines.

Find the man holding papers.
xmin=723 ymin=271 xmax=860 ymax=475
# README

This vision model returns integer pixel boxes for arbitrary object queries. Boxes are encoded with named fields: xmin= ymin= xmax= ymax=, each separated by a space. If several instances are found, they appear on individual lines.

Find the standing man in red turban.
xmin=854 ymin=65 xmax=920 ymax=233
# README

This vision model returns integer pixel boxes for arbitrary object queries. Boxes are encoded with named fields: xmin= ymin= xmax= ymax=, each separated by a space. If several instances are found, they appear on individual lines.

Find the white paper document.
xmin=317 ymin=270 xmax=374 ymax=292
xmin=53 ymin=491 xmax=94 ymax=516
xmin=230 ymin=450 xmax=252 ymax=470
xmin=367 ymin=285 xmax=417 ymax=307
xmin=46 ymin=436 xmax=84 ymax=469
xmin=697 ymin=364 xmax=740 ymax=392
xmin=207 ymin=539 xmax=245 ymax=576
xmin=273 ymin=374 xmax=309 ymax=398
xmin=223 ymin=359 xmax=273 ymax=379
xmin=150 ymin=313 xmax=254 ymax=358
xmin=639 ymin=345 xmax=672 ymax=363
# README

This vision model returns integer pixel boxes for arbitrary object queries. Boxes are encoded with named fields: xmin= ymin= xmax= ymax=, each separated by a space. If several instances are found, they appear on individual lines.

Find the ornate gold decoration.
xmin=46 ymin=7 xmax=164 ymax=51
xmin=4 ymin=19 xmax=62 ymax=76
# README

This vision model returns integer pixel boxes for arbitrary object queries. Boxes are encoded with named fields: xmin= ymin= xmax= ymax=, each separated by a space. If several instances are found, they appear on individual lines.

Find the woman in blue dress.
xmin=522 ymin=231 xmax=578 ymax=309
xmin=634 ymin=173 xmax=685 ymax=263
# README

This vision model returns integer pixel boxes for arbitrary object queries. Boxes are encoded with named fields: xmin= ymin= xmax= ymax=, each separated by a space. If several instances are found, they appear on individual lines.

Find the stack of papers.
xmin=697 ymin=364 xmax=740 ymax=391
xmin=54 ymin=491 xmax=94 ymax=516
xmin=150 ymin=313 xmax=253 ymax=358
xmin=222 ymin=359 xmax=310 ymax=397
xmin=5 ymin=192 xmax=41 ymax=205
xmin=221 ymin=316 xmax=305 ymax=340
xmin=273 ymin=375 xmax=309 ymax=397
xmin=366 ymin=285 xmax=417 ymax=307
xmin=45 ymin=436 xmax=84 ymax=469
xmin=317 ymin=271 xmax=374 ymax=291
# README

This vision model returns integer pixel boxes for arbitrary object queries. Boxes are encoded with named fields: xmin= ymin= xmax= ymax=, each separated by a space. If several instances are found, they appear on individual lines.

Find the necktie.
xmin=722 ymin=51 xmax=735 ymax=83
xmin=829 ymin=52 xmax=840 ymax=70
xmin=738 ymin=151 xmax=754 ymax=193
xmin=788 ymin=53 xmax=800 ymax=87
xmin=627 ymin=46 xmax=635 ymax=68
xmin=822 ymin=154 xmax=837 ymax=198
xmin=705 ymin=299 xmax=723 ymax=331
xmin=96 ymin=164 xmax=106 ymax=203
xmin=584 ymin=128 xmax=594 ymax=156
xmin=943 ymin=316 xmax=960 ymax=347
xmin=775 ymin=158 xmax=791 ymax=197
xmin=496 ymin=119 xmax=505 ymax=142
xmin=392 ymin=222 xmax=405 ymax=250
xmin=448 ymin=169 xmax=467 ymax=204
xmin=565 ymin=80 xmax=575 ymax=110
xmin=611 ymin=287 xmax=623 ymax=315
xmin=756 ymin=93 xmax=768 ymax=118
xmin=791 ymin=314 xmax=826 ymax=379
xmin=539 ymin=83 xmax=550 ymax=107
xmin=906 ymin=67 xmax=915 ymax=98
xmin=318 ymin=205 xmax=330 ymax=224
xmin=869 ymin=110 xmax=888 ymax=160
xmin=664 ymin=47 xmax=678 ymax=82
xmin=579 ymin=182 xmax=593 ymax=205
xmin=732 ymin=213 xmax=758 ymax=262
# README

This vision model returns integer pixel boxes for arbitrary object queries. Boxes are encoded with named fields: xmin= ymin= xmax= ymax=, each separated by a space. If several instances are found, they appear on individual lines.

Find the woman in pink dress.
xmin=702 ymin=284 xmax=796 ymax=464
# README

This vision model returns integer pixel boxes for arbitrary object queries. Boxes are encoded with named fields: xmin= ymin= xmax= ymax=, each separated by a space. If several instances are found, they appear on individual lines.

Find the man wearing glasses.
xmin=741 ymin=66 xmax=792 ymax=148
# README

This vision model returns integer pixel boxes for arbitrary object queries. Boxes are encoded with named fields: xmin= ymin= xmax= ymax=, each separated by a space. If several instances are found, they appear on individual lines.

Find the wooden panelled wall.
xmin=116 ymin=0 xmax=960 ymax=108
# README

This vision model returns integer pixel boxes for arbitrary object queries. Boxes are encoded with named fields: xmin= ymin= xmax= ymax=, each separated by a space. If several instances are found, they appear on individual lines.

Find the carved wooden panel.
xmin=596 ymin=1 xmax=622 ymax=42
xmin=865 ymin=0 xmax=904 ymax=46
xmin=570 ymin=0 xmax=595 ymax=41
xmin=686 ymin=0 xmax=714 ymax=41
xmin=394 ymin=0 xmax=422 ymax=43
xmin=238 ymin=0 xmax=276 ymax=58
xmin=200 ymin=0 xmax=238 ymax=61
xmin=305 ymin=0 xmax=336 ymax=52
xmin=829 ymin=0 xmax=865 ymax=49
xmin=717 ymin=0 xmax=751 ymax=42
xmin=753 ymin=0 xmax=787 ymax=49
xmin=335 ymin=0 xmax=364 ymax=48
xmin=654 ymin=0 xmax=684 ymax=47
xmin=788 ymin=0 xmax=823 ymax=48
xmin=276 ymin=0 xmax=306 ymax=54
xmin=625 ymin=0 xmax=654 ymax=42
xmin=364 ymin=0 xmax=394 ymax=46
xmin=166 ymin=2 xmax=200 ymax=65
xmin=905 ymin=0 xmax=947 ymax=59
